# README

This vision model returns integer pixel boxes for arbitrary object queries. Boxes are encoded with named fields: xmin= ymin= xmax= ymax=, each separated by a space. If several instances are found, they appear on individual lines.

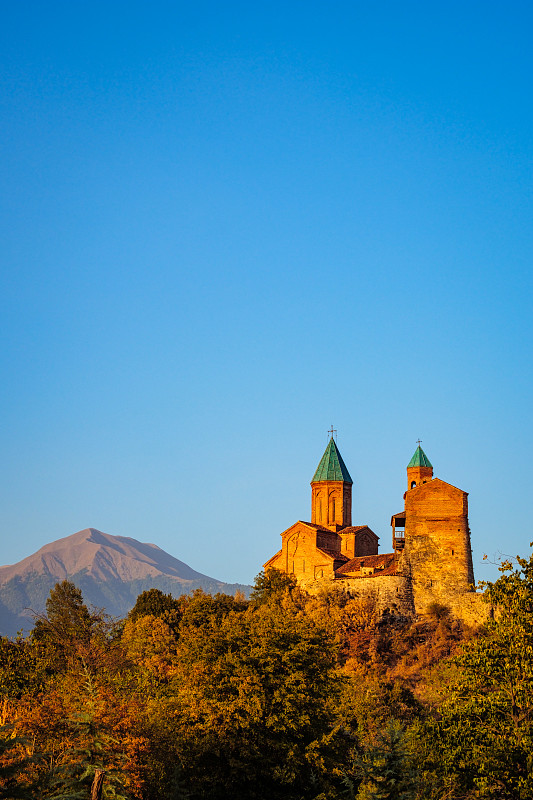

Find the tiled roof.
xmin=339 ymin=525 xmax=378 ymax=538
xmin=335 ymin=552 xmax=397 ymax=577
xmin=407 ymin=445 xmax=432 ymax=468
xmin=317 ymin=547 xmax=349 ymax=562
xmin=297 ymin=521 xmax=334 ymax=532
xmin=311 ymin=438 xmax=353 ymax=484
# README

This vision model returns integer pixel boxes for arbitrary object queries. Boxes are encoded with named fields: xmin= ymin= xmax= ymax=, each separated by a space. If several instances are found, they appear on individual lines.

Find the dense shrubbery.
xmin=0 ymin=550 xmax=532 ymax=799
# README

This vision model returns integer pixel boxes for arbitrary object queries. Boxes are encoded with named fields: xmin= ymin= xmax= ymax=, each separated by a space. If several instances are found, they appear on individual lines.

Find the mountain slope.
xmin=0 ymin=528 xmax=251 ymax=636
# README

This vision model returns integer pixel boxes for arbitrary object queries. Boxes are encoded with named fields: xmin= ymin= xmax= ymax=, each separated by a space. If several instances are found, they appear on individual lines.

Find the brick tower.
xmin=406 ymin=444 xmax=433 ymax=489
xmin=402 ymin=444 xmax=475 ymax=613
xmin=311 ymin=437 xmax=352 ymax=530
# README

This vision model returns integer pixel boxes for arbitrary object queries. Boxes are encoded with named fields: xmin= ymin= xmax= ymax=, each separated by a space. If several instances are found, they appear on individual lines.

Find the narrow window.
xmin=302 ymin=559 xmax=305 ymax=572
xmin=411 ymin=481 xmax=416 ymax=489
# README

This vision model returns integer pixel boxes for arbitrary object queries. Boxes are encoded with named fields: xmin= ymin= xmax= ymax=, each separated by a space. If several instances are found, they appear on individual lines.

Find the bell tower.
xmin=407 ymin=442 xmax=433 ymax=489
xmin=402 ymin=443 xmax=475 ymax=615
xmin=311 ymin=435 xmax=352 ymax=531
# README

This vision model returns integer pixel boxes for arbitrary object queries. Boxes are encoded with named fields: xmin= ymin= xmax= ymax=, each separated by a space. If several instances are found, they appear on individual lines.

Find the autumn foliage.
xmin=1 ymin=550 xmax=533 ymax=799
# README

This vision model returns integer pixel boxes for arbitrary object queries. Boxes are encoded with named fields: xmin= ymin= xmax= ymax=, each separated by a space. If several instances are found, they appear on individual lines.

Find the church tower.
xmin=407 ymin=444 xmax=433 ymax=489
xmin=402 ymin=444 xmax=475 ymax=614
xmin=311 ymin=437 xmax=352 ymax=530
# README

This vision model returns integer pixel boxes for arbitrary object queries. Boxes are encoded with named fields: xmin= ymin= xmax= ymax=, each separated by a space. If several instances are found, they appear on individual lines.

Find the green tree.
xmin=32 ymin=581 xmax=93 ymax=648
xmin=0 ymin=635 xmax=46 ymax=700
xmin=178 ymin=589 xmax=248 ymax=628
xmin=165 ymin=596 xmax=345 ymax=800
xmin=424 ymin=547 xmax=533 ymax=799
xmin=250 ymin=568 xmax=297 ymax=607
xmin=31 ymin=582 xmax=122 ymax=677
xmin=346 ymin=720 xmax=418 ymax=800
xmin=33 ymin=708 xmax=130 ymax=800
xmin=128 ymin=589 xmax=181 ymax=623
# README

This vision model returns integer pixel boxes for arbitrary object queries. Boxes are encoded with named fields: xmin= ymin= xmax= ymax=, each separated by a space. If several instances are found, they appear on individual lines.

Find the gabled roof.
xmin=317 ymin=547 xmax=349 ymax=563
xmin=263 ymin=550 xmax=282 ymax=567
xmin=409 ymin=476 xmax=467 ymax=496
xmin=407 ymin=445 xmax=432 ymax=469
xmin=297 ymin=521 xmax=333 ymax=531
xmin=335 ymin=552 xmax=397 ymax=577
xmin=312 ymin=438 xmax=353 ymax=484
xmin=340 ymin=525 xmax=379 ymax=540
xmin=280 ymin=520 xmax=332 ymax=538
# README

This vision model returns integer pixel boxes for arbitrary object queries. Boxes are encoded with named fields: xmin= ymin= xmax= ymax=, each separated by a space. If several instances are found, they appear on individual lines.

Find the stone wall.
xmin=447 ymin=591 xmax=491 ymax=626
xmin=404 ymin=478 xmax=475 ymax=614
xmin=300 ymin=573 xmax=415 ymax=618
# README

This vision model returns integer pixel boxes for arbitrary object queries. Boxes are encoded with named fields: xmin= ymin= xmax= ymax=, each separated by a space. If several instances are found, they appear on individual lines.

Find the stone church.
xmin=264 ymin=437 xmax=482 ymax=621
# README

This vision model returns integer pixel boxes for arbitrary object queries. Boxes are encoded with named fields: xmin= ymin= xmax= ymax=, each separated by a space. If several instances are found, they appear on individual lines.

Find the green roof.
xmin=311 ymin=438 xmax=353 ymax=484
xmin=407 ymin=445 xmax=433 ymax=469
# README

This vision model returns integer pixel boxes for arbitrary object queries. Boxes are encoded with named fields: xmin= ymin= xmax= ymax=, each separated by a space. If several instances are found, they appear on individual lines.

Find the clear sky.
xmin=1 ymin=1 xmax=532 ymax=586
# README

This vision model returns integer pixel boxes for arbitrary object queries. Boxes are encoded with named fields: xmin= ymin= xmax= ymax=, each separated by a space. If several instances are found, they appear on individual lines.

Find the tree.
xmin=122 ymin=615 xmax=178 ymax=682
xmin=32 ymin=581 xmax=93 ymax=650
xmin=31 ymin=581 xmax=123 ymax=678
xmin=127 ymin=590 xmax=181 ymax=623
xmin=0 ymin=635 xmax=46 ymax=701
xmin=31 ymin=702 xmax=131 ymax=800
xmin=346 ymin=720 xmax=418 ymax=800
xmin=178 ymin=589 xmax=248 ymax=628
xmin=249 ymin=568 xmax=297 ymax=607
xmin=165 ymin=596 xmax=345 ymax=800
xmin=12 ymin=661 xmax=145 ymax=800
xmin=423 ymin=546 xmax=533 ymax=799
xmin=0 ymin=725 xmax=35 ymax=798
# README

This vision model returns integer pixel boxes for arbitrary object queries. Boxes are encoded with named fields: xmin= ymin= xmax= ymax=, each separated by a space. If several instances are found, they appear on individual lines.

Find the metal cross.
xmin=328 ymin=426 xmax=337 ymax=440
xmin=416 ymin=439 xmax=422 ymax=447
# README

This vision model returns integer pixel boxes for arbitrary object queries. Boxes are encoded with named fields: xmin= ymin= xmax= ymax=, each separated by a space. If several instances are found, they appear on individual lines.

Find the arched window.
xmin=411 ymin=481 xmax=416 ymax=489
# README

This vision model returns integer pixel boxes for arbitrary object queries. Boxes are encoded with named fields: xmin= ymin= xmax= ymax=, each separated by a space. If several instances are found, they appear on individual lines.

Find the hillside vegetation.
xmin=0 ymin=549 xmax=532 ymax=800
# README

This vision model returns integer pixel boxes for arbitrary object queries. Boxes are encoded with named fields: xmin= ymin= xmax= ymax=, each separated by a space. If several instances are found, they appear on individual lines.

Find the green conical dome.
xmin=311 ymin=438 xmax=353 ymax=484
xmin=407 ymin=445 xmax=432 ymax=469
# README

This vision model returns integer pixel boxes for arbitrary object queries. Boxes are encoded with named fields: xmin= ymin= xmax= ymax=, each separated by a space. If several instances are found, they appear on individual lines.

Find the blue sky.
xmin=1 ymin=1 xmax=532 ymax=585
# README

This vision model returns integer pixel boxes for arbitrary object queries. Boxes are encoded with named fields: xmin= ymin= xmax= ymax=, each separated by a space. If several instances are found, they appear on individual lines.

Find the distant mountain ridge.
xmin=0 ymin=528 xmax=251 ymax=637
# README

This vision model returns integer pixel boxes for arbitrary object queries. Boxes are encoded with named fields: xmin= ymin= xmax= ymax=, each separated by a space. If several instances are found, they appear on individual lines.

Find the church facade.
xmin=264 ymin=438 xmax=481 ymax=621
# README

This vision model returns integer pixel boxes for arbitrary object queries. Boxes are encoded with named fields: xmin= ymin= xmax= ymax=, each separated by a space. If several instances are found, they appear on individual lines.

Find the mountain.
xmin=0 ymin=528 xmax=251 ymax=637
